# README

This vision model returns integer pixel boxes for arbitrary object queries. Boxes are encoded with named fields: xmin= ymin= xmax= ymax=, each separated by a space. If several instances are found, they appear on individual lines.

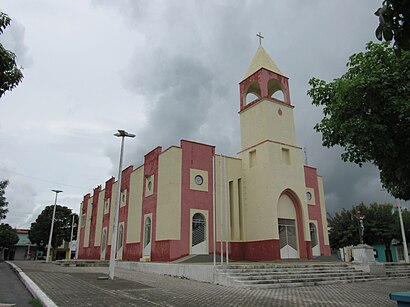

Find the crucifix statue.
xmin=256 ymin=32 xmax=264 ymax=46
xmin=356 ymin=211 xmax=365 ymax=245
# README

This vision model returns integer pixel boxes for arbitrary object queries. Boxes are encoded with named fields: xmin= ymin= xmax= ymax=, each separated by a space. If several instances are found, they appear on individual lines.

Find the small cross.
xmin=256 ymin=32 xmax=264 ymax=46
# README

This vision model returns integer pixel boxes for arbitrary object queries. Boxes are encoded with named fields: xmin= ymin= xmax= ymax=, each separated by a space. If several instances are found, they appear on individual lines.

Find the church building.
xmin=76 ymin=45 xmax=331 ymax=262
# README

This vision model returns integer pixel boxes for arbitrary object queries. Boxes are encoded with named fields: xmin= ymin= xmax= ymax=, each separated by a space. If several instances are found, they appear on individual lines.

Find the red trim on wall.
xmin=77 ymin=193 xmax=88 ymax=259
xmin=101 ymin=177 xmax=115 ymax=260
xmin=88 ymin=186 xmax=101 ymax=259
xmin=220 ymin=239 xmax=281 ymax=261
xmin=179 ymin=140 xmax=215 ymax=259
xmin=140 ymin=147 xmax=162 ymax=261
xmin=239 ymin=68 xmax=291 ymax=111
xmin=122 ymin=243 xmax=141 ymax=261
xmin=304 ymin=166 xmax=330 ymax=256
xmin=118 ymin=166 xmax=133 ymax=260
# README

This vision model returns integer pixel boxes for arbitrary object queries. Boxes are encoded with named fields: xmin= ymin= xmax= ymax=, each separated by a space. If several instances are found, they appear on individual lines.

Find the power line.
xmin=0 ymin=168 xmax=88 ymax=190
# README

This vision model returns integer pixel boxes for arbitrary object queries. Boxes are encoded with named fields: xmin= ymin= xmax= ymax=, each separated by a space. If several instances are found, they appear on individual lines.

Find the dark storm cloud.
xmin=95 ymin=0 xmax=398 ymax=212
xmin=121 ymin=49 xmax=214 ymax=165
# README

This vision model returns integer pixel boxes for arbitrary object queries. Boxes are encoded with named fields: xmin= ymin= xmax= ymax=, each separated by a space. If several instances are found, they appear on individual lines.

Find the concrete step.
xmin=214 ymin=262 xmax=387 ymax=289
xmin=385 ymin=267 xmax=410 ymax=271
xmin=235 ymin=276 xmax=387 ymax=289
xmin=218 ymin=263 xmax=349 ymax=270
xmin=236 ymin=276 xmax=376 ymax=285
xmin=229 ymin=271 xmax=370 ymax=281
xmin=216 ymin=268 xmax=358 ymax=275
xmin=386 ymin=272 xmax=410 ymax=277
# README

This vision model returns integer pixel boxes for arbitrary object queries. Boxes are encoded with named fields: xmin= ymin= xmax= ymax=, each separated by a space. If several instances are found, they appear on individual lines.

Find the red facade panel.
xmin=304 ymin=166 xmax=331 ymax=256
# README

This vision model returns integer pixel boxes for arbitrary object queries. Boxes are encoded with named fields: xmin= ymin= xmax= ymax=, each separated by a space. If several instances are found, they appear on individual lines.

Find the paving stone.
xmin=12 ymin=260 xmax=410 ymax=306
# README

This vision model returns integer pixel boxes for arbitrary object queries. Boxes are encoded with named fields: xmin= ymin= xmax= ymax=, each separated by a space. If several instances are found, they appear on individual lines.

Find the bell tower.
xmin=238 ymin=42 xmax=311 ymax=259
xmin=239 ymin=45 xmax=296 ymax=151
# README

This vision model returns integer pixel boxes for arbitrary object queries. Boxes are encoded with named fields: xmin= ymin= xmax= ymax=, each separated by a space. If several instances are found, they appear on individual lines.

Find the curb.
xmin=6 ymin=261 xmax=57 ymax=307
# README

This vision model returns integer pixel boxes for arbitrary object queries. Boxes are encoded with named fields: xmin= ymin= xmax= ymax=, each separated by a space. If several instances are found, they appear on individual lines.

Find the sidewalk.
xmin=10 ymin=260 xmax=410 ymax=306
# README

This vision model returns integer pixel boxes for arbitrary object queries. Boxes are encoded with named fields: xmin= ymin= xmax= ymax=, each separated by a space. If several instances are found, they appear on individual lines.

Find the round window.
xmin=306 ymin=192 xmax=312 ymax=201
xmin=194 ymin=175 xmax=203 ymax=186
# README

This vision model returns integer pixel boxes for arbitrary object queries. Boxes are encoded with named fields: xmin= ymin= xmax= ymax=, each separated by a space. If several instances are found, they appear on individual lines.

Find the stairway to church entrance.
xmin=214 ymin=262 xmax=386 ymax=288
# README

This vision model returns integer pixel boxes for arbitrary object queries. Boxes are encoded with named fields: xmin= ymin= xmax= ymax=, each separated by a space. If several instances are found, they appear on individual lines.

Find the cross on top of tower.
xmin=256 ymin=32 xmax=264 ymax=46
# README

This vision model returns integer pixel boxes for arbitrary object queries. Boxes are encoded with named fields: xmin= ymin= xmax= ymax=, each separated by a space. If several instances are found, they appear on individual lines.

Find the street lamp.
xmin=397 ymin=200 xmax=409 ymax=263
xmin=46 ymin=189 xmax=63 ymax=263
xmin=69 ymin=213 xmax=76 ymax=259
xmin=109 ymin=130 xmax=135 ymax=280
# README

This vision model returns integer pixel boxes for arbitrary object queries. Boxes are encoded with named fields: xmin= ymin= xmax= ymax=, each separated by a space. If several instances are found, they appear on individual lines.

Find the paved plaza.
xmin=6 ymin=261 xmax=410 ymax=306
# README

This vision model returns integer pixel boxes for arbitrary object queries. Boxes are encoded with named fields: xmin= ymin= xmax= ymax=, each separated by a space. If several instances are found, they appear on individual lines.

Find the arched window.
xmin=118 ymin=224 xmax=124 ymax=249
xmin=192 ymin=213 xmax=206 ymax=247
xmin=144 ymin=217 xmax=151 ymax=248
xmin=309 ymin=222 xmax=318 ymax=247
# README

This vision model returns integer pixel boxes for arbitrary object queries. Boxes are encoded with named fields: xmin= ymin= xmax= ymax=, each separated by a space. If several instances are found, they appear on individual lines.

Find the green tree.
xmin=328 ymin=203 xmax=397 ymax=249
xmin=0 ymin=223 xmax=18 ymax=249
xmin=375 ymin=0 xmax=410 ymax=55
xmin=362 ymin=203 xmax=396 ymax=247
xmin=29 ymin=205 xmax=78 ymax=260
xmin=0 ymin=12 xmax=24 ymax=99
xmin=328 ymin=208 xmax=359 ymax=248
xmin=308 ymin=42 xmax=410 ymax=200
xmin=0 ymin=180 xmax=9 ymax=221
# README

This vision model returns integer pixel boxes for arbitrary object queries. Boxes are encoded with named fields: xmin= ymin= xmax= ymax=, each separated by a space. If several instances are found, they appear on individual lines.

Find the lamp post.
xmin=109 ymin=130 xmax=135 ymax=280
xmin=69 ymin=213 xmax=75 ymax=259
xmin=46 ymin=189 xmax=63 ymax=263
xmin=397 ymin=200 xmax=409 ymax=263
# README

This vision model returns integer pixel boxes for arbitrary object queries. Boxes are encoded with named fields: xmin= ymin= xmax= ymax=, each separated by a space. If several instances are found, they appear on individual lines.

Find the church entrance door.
xmin=279 ymin=218 xmax=299 ymax=259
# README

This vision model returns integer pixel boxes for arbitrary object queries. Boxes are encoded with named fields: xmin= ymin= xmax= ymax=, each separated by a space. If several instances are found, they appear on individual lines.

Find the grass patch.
xmin=29 ymin=298 xmax=43 ymax=307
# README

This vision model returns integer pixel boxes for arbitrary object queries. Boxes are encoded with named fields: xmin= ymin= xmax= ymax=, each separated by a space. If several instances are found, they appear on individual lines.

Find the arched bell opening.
xmin=244 ymin=81 xmax=261 ymax=105
xmin=268 ymin=78 xmax=286 ymax=103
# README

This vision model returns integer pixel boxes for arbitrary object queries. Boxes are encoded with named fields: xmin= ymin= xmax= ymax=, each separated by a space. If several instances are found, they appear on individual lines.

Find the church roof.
xmin=243 ymin=46 xmax=283 ymax=80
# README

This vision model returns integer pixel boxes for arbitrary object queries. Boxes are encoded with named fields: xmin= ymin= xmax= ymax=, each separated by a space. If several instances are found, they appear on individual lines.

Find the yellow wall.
xmin=94 ymin=189 xmax=105 ymax=246
xmin=238 ymin=97 xmax=310 ymax=242
xmin=278 ymin=194 xmax=297 ymax=218
xmin=214 ymin=155 xmax=242 ymax=242
xmin=318 ymin=176 xmax=329 ymax=245
xmin=240 ymin=99 xmax=297 ymax=151
xmin=126 ymin=166 xmax=144 ymax=243
xmin=83 ymin=197 xmax=93 ymax=247
xmin=156 ymin=147 xmax=182 ymax=240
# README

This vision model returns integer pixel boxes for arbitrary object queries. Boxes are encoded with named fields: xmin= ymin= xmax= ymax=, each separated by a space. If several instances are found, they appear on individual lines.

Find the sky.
xmin=0 ymin=0 xmax=405 ymax=229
